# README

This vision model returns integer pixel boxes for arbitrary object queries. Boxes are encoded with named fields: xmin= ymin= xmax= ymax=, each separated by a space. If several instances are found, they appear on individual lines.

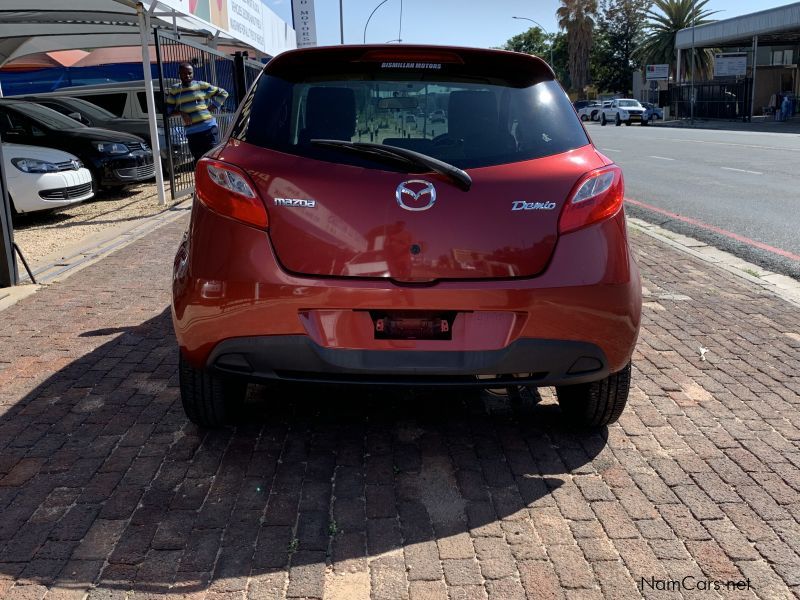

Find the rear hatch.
xmin=228 ymin=46 xmax=599 ymax=283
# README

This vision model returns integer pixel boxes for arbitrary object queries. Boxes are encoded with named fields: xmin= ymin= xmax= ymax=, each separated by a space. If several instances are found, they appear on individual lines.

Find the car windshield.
xmin=618 ymin=100 xmax=640 ymax=107
xmin=9 ymin=101 xmax=85 ymax=130
xmin=240 ymin=59 xmax=589 ymax=170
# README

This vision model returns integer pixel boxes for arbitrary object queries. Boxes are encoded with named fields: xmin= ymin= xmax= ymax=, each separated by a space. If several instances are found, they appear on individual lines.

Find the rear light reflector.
xmin=195 ymin=158 xmax=268 ymax=229
xmin=558 ymin=165 xmax=624 ymax=234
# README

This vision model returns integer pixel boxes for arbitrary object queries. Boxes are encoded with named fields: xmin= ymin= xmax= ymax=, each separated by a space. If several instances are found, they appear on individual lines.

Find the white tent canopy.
xmin=0 ymin=0 xmax=296 ymax=204
xmin=0 ymin=1 xmax=295 ymax=66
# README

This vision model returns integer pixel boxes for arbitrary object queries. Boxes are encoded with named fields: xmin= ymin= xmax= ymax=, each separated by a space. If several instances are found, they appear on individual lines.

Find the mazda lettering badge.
xmin=396 ymin=180 xmax=436 ymax=212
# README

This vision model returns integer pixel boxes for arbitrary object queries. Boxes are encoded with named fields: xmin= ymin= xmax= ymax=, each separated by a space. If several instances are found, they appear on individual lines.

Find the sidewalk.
xmin=0 ymin=213 xmax=799 ymax=599
xmin=656 ymin=115 xmax=800 ymax=134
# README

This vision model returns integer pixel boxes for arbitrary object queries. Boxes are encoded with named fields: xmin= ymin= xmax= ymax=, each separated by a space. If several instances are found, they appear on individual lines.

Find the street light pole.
xmin=511 ymin=16 xmax=553 ymax=68
xmin=340 ymin=0 xmax=344 ymax=44
xmin=690 ymin=1 xmax=696 ymax=125
xmin=364 ymin=0 xmax=392 ymax=44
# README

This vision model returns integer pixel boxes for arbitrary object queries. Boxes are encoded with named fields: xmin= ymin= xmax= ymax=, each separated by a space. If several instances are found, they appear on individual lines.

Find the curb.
xmin=628 ymin=217 xmax=800 ymax=308
xmin=0 ymin=198 xmax=191 ymax=313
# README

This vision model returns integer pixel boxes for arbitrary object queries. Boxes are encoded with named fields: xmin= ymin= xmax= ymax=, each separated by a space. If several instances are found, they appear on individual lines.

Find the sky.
xmin=263 ymin=0 xmax=795 ymax=49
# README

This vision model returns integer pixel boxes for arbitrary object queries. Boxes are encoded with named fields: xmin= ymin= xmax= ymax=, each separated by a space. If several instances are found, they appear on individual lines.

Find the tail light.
xmin=558 ymin=165 xmax=624 ymax=234
xmin=195 ymin=158 xmax=268 ymax=229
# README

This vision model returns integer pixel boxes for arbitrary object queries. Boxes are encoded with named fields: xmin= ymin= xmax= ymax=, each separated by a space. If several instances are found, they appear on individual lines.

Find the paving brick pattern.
xmin=0 ymin=216 xmax=799 ymax=599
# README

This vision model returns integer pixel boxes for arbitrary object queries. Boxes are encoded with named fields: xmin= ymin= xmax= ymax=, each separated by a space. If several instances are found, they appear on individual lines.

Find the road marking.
xmin=720 ymin=167 xmax=763 ymax=175
xmin=625 ymin=197 xmax=800 ymax=262
xmin=648 ymin=155 xmax=674 ymax=161
xmin=652 ymin=136 xmax=800 ymax=153
xmin=600 ymin=148 xmax=621 ymax=152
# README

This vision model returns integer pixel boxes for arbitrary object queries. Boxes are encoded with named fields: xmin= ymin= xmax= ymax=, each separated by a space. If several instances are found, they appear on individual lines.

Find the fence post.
xmin=0 ymin=137 xmax=18 ymax=287
xmin=233 ymin=51 xmax=247 ymax=105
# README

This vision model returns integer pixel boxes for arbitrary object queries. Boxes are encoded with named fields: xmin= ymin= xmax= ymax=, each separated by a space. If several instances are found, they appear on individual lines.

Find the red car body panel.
xmin=173 ymin=199 xmax=640 ymax=372
xmin=224 ymin=140 xmax=608 ymax=282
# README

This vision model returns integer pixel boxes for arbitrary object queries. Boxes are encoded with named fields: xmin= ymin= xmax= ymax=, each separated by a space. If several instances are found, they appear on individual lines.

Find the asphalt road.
xmin=586 ymin=122 xmax=800 ymax=279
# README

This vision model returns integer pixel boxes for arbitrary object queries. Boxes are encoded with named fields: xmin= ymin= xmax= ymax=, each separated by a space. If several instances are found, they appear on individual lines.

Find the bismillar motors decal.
xmin=274 ymin=198 xmax=317 ymax=208
xmin=511 ymin=200 xmax=557 ymax=211
xmin=380 ymin=62 xmax=443 ymax=69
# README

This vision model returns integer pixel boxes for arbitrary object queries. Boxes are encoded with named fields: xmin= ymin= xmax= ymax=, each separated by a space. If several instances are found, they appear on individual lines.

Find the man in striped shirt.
xmin=166 ymin=62 xmax=229 ymax=162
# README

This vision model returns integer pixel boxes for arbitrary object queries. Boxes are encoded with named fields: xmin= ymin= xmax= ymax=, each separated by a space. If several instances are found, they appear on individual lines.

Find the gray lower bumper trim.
xmin=206 ymin=336 xmax=610 ymax=387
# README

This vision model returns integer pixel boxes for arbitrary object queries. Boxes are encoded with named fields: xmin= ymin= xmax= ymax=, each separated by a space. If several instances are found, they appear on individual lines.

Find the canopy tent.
xmin=2 ymin=50 xmax=90 ymax=71
xmin=0 ymin=1 xmax=294 ymax=67
xmin=0 ymin=0 xmax=295 ymax=204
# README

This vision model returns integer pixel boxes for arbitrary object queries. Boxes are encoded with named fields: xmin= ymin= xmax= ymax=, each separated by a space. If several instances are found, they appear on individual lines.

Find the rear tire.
xmin=580 ymin=114 xmax=588 ymax=121
xmin=601 ymin=113 xmax=607 ymax=126
xmin=615 ymin=114 xmax=621 ymax=126
xmin=179 ymin=352 xmax=247 ymax=427
xmin=556 ymin=362 xmax=631 ymax=429
xmin=625 ymin=120 xmax=632 ymax=126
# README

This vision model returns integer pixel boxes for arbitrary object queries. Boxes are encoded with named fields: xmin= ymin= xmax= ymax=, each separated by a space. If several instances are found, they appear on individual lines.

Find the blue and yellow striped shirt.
xmin=165 ymin=80 xmax=229 ymax=135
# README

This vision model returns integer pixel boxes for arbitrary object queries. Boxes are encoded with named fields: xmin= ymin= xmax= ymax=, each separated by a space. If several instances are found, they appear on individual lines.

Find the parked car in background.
xmin=577 ymin=101 xmax=602 ymax=121
xmin=17 ymin=95 xmax=192 ymax=173
xmin=600 ymin=98 xmax=648 ymax=126
xmin=172 ymin=44 xmax=642 ymax=429
xmin=641 ymin=102 xmax=663 ymax=121
xmin=0 ymin=99 xmax=155 ymax=188
xmin=31 ymin=79 xmax=237 ymax=134
xmin=3 ymin=142 xmax=93 ymax=214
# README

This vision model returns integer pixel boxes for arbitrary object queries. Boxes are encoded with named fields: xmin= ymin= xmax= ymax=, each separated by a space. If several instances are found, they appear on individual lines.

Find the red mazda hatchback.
xmin=172 ymin=45 xmax=641 ymax=428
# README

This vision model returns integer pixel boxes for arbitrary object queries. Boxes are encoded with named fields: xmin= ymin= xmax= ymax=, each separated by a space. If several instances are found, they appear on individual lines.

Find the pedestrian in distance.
xmin=781 ymin=94 xmax=791 ymax=122
xmin=165 ymin=62 xmax=229 ymax=163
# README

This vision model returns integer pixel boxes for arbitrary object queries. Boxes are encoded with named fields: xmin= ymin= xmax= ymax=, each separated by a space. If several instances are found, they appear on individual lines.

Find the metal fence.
xmin=154 ymin=30 xmax=263 ymax=200
xmin=669 ymin=79 xmax=752 ymax=121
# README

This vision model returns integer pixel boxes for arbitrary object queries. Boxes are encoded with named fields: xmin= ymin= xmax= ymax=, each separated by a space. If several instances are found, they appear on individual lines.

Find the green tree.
xmin=591 ymin=0 xmax=651 ymax=94
xmin=501 ymin=29 xmax=570 ymax=88
xmin=557 ymin=0 xmax=598 ymax=98
xmin=637 ymin=0 xmax=717 ymax=81
xmin=503 ymin=27 xmax=550 ymax=57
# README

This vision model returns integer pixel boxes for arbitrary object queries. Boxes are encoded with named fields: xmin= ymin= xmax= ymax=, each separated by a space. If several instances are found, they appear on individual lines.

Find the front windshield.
xmin=618 ymin=100 xmax=640 ymax=107
xmin=11 ymin=102 xmax=85 ymax=130
xmin=242 ymin=73 xmax=589 ymax=170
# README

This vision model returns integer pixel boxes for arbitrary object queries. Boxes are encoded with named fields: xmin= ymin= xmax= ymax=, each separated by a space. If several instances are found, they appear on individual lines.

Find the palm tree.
xmin=637 ymin=0 xmax=717 ymax=81
xmin=557 ymin=0 xmax=598 ymax=98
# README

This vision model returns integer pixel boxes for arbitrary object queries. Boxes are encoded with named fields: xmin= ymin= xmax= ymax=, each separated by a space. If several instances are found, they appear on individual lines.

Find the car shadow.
xmin=0 ymin=308 xmax=608 ymax=595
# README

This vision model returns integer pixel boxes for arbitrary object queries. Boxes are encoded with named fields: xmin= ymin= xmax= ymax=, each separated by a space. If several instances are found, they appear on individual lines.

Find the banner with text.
xmin=157 ymin=0 xmax=295 ymax=56
xmin=292 ymin=0 xmax=318 ymax=47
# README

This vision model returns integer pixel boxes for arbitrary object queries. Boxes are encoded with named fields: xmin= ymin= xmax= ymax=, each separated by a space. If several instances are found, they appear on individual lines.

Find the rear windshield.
xmin=238 ymin=55 xmax=589 ymax=170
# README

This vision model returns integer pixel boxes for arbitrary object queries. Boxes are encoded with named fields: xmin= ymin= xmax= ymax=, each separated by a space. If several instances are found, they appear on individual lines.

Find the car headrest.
xmin=448 ymin=90 xmax=499 ymax=139
xmin=304 ymin=87 xmax=356 ymax=141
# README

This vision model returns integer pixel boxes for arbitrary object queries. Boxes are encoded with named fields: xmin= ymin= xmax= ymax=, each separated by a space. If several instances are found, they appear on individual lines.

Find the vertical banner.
xmin=292 ymin=0 xmax=318 ymax=48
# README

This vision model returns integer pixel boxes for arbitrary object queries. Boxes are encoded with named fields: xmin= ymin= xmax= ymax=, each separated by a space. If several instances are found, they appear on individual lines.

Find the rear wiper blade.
xmin=311 ymin=139 xmax=472 ymax=192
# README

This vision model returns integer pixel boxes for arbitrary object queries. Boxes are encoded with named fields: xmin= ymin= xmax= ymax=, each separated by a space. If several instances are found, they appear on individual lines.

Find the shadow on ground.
xmin=0 ymin=308 xmax=608 ymax=596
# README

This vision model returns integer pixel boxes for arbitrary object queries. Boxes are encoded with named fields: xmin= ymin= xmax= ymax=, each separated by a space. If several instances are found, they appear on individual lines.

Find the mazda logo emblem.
xmin=396 ymin=180 xmax=436 ymax=212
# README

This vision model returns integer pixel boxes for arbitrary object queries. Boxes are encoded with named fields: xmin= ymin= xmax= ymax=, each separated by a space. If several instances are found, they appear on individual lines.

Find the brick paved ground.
xmin=0 ymin=215 xmax=798 ymax=600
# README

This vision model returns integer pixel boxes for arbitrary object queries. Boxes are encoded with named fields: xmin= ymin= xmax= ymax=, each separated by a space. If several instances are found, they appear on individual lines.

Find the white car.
xmin=3 ymin=143 xmax=94 ymax=214
xmin=577 ymin=102 xmax=603 ymax=122
xmin=600 ymin=98 xmax=648 ymax=126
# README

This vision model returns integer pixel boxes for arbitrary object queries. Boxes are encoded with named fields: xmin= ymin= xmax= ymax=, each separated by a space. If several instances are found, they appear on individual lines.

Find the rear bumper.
xmin=208 ymin=336 xmax=609 ymax=387
xmin=173 ymin=201 xmax=641 ymax=380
